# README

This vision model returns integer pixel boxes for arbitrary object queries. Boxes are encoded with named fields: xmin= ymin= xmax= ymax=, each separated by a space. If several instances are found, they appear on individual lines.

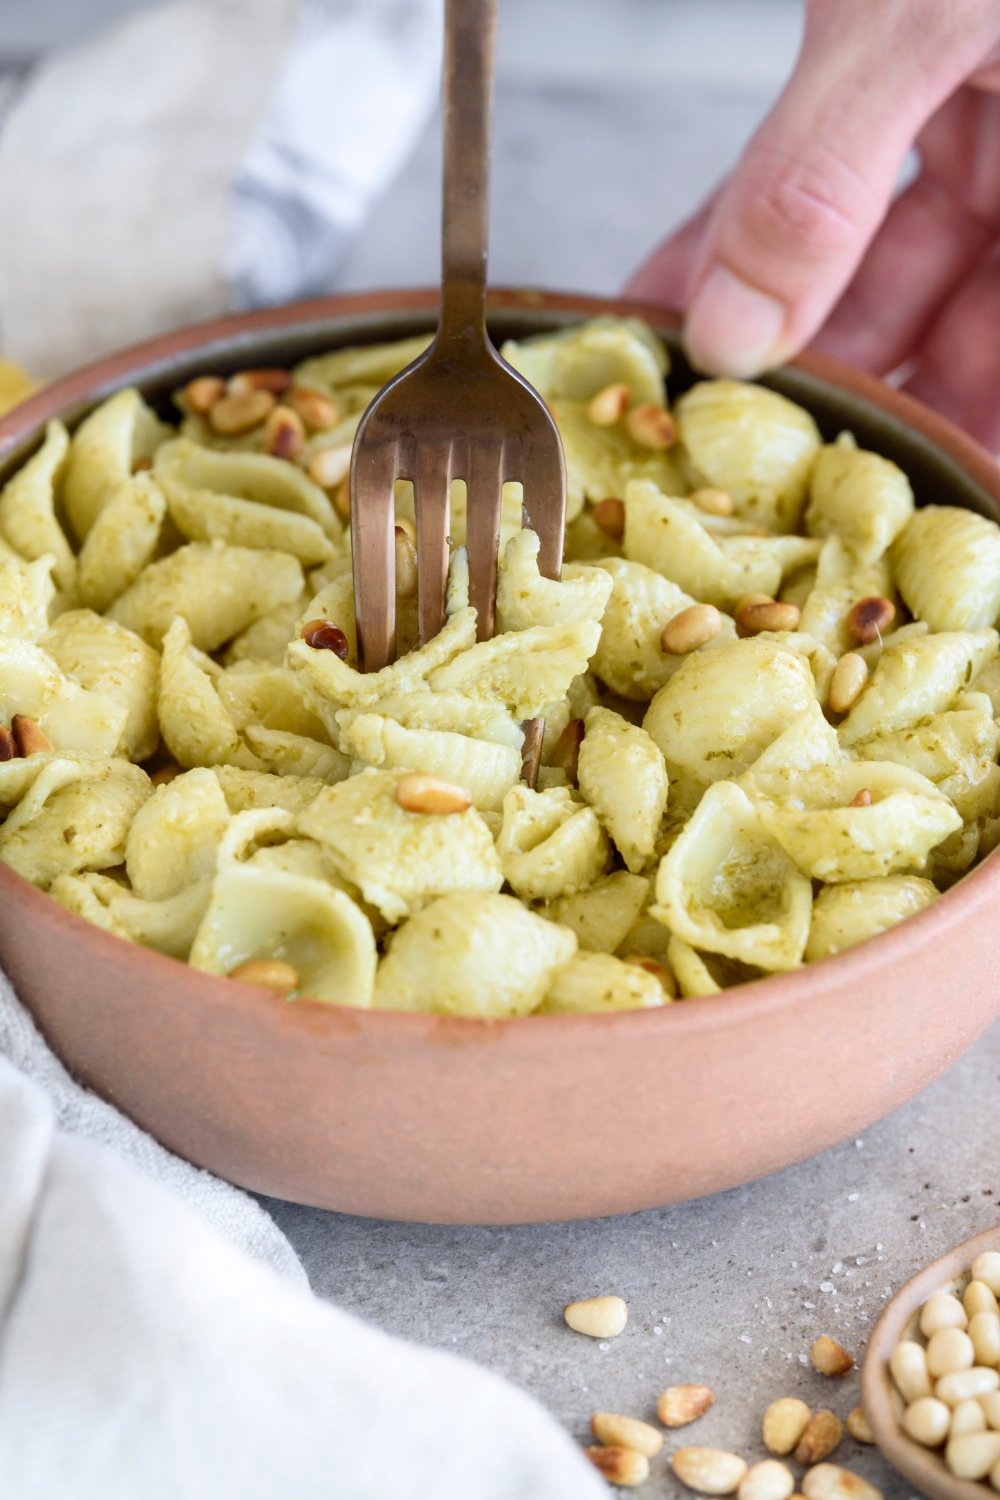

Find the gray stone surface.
xmin=262 ymin=1019 xmax=1000 ymax=1498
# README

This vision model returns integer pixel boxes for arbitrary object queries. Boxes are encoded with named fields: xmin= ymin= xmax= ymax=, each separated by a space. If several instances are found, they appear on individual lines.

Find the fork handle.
xmin=439 ymin=0 xmax=497 ymax=347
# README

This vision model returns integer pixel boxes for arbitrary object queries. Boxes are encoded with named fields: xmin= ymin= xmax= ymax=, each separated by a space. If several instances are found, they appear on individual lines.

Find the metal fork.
xmin=349 ymin=0 xmax=566 ymax=703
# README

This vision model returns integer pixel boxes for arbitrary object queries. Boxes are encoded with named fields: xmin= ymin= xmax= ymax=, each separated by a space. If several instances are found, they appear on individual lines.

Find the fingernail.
xmin=684 ymin=264 xmax=787 ymax=377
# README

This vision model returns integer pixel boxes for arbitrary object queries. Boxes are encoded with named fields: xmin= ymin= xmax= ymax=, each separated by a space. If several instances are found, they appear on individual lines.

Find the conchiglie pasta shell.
xmin=892 ymin=505 xmax=1000 ymax=632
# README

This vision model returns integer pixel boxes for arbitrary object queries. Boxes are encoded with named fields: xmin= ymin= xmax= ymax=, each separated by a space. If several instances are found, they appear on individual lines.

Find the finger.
xmin=902 ymin=254 xmax=1000 ymax=449
xmin=623 ymin=191 xmax=721 ymax=308
xmin=681 ymin=1 xmax=1000 ymax=377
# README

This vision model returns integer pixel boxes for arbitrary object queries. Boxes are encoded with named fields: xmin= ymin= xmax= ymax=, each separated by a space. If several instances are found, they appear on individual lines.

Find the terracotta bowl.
xmin=3 ymin=288 xmax=1000 ymax=1227
xmin=863 ymin=1227 xmax=1000 ymax=1500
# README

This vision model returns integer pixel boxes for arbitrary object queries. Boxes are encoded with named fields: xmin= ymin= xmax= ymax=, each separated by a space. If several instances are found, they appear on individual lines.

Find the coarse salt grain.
xmin=848 ymin=1194 xmax=859 ymax=1202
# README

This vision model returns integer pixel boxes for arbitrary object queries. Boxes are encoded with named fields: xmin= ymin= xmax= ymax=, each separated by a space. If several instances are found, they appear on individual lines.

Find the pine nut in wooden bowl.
xmin=3 ymin=288 xmax=1000 ymax=1224
xmin=863 ymin=1227 xmax=1000 ymax=1500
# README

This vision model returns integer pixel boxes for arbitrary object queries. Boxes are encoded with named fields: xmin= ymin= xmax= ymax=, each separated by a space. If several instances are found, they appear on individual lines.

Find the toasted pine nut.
xmin=626 ymin=403 xmax=677 ymax=450
xmin=587 ymin=382 xmax=631 ymax=426
xmin=811 ymin=1336 xmax=854 ymax=1377
xmin=395 ymin=526 xmax=418 ymax=600
xmin=845 ymin=1408 xmax=873 ymax=1444
xmin=209 ymin=390 xmax=275 ymax=434
xmin=592 ymin=497 xmax=625 ymax=541
xmin=794 ymin=1410 xmax=842 ymax=1465
xmin=227 ymin=367 xmax=291 ymax=397
xmin=585 ymin=1446 xmax=649 ymax=1486
xmin=847 ymin=596 xmax=895 ymax=646
xmin=333 ymin=477 xmax=351 ymax=521
xmin=936 ymin=1366 xmax=1000 ymax=1404
xmin=229 ymin=958 xmax=299 ymax=992
xmin=671 ymin=1446 xmax=748 ymax=1495
xmin=951 ymin=1398 xmax=987 ymax=1435
xmin=828 ymin=653 xmax=868 ymax=715
xmin=662 ymin=603 xmax=721 ymax=655
xmin=689 ymin=487 xmax=734 ymax=516
xmin=974 ymin=1253 xmax=1000 ymax=1295
xmin=395 ymin=773 xmax=471 ymax=817
xmin=591 ymin=1412 xmax=663 ymax=1457
xmin=12 ymin=714 xmax=53 ymax=756
xmin=946 ymin=1430 xmax=1000 ymax=1479
xmin=308 ymin=442 xmax=353 ymax=490
xmin=800 ymin=1465 xmax=882 ymax=1500
xmin=921 ymin=1291 xmax=969 ymax=1336
xmin=150 ymin=764 xmax=181 ymax=787
xmin=132 ymin=455 xmax=153 ymax=473
xmin=738 ymin=1460 xmax=794 ymax=1500
xmin=970 ymin=1310 xmax=1000 ymax=1367
xmin=890 ymin=1341 xmax=932 ymax=1403
xmin=762 ymin=1398 xmax=812 ymax=1455
xmin=659 ymin=1384 xmax=717 ymax=1428
xmin=849 ymin=789 xmax=872 ymax=808
xmin=288 ymin=385 xmax=339 ymax=430
xmin=978 ymin=1390 xmax=1000 ymax=1429
xmin=902 ymin=1396 xmax=950 ymax=1447
xmin=966 ymin=1280 xmax=1000 ymax=1318
xmin=0 ymin=724 xmax=15 ymax=761
xmin=300 ymin=620 xmax=350 ymax=659
xmin=926 ymin=1326 xmax=975 ymax=1377
xmin=622 ymin=954 xmax=677 ymax=998
xmin=185 ymin=375 xmax=225 ymax=414
xmin=264 ymin=404 xmax=304 ymax=461
xmin=550 ymin=718 xmax=585 ymax=782
xmin=735 ymin=597 xmax=801 ymax=636
xmin=394 ymin=515 xmax=417 ymax=543
xmin=564 ymin=1295 xmax=628 ymax=1338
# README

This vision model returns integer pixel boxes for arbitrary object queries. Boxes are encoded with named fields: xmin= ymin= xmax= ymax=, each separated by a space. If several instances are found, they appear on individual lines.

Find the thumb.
xmin=682 ymin=0 xmax=995 ymax=377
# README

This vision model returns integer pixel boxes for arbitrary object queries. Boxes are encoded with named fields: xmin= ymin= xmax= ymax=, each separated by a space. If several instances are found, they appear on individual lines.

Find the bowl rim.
xmin=3 ymin=283 xmax=1000 ymax=1043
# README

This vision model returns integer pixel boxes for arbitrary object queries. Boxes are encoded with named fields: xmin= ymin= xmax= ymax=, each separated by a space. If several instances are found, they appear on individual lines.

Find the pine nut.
xmin=150 ymin=765 xmax=181 ymax=787
xmin=394 ymin=515 xmax=417 ymax=542
xmin=0 ymin=724 xmax=15 ymax=761
xmin=671 ymin=1447 xmax=748 ymax=1495
xmin=662 ymin=603 xmax=722 ymax=655
xmin=587 ymin=382 xmax=631 ymax=426
xmin=937 ymin=1367 xmax=1000 ymax=1404
xmin=966 ymin=1281 xmax=1000 ymax=1318
xmin=564 ymin=1295 xmax=628 ymax=1338
xmin=979 ymin=1391 xmax=1000 ymax=1429
xmin=951 ymin=1399 xmax=987 ymax=1436
xmin=847 ymin=596 xmax=895 ymax=646
xmin=395 ymin=526 xmax=418 ymax=600
xmin=762 ymin=1398 xmax=812 ymax=1455
xmin=622 ymin=954 xmax=677 ymax=998
xmin=333 ymin=477 xmax=351 ymax=521
xmin=264 ymin=404 xmax=305 ymax=462
xmin=974 ymin=1254 xmax=1000 ymax=1295
xmin=132 ymin=455 xmax=153 ymax=473
xmin=288 ymin=386 xmax=339 ymax=430
xmin=12 ymin=714 xmax=53 ymax=756
xmin=209 ymin=390 xmax=275 ymax=434
xmin=592 ymin=497 xmax=626 ymax=540
xmin=300 ymin=620 xmax=350 ymax=659
xmin=659 ymin=1384 xmax=717 ymax=1427
xmin=828 ymin=653 xmax=868 ymax=714
xmin=849 ymin=789 xmax=872 ymax=808
xmin=794 ymin=1411 xmax=842 ymax=1464
xmin=590 ymin=1412 xmax=663 ymax=1457
xmin=229 ymin=958 xmax=299 ymax=992
xmin=738 ymin=1460 xmax=795 ymax=1500
xmin=926 ymin=1326 xmax=975 ymax=1377
xmin=550 ymin=718 xmax=585 ymax=782
xmin=626 ymin=403 xmax=677 ymax=450
xmin=920 ymin=1291 xmax=968 ymax=1337
xmin=585 ymin=1445 xmax=649 ymax=1486
xmin=308 ymin=442 xmax=353 ymax=490
xmin=227 ymin=367 xmax=291 ymax=398
xmin=845 ymin=1408 xmax=873 ymax=1444
xmin=735 ymin=597 xmax=801 ymax=636
xmin=394 ymin=773 xmax=472 ymax=817
xmin=801 ymin=1465 xmax=882 ymax=1500
xmin=946 ymin=1430 xmax=1000 ymax=1479
xmin=185 ymin=375 xmax=225 ymax=414
xmin=890 ymin=1341 xmax=932 ymax=1403
xmin=902 ymin=1396 xmax=950 ymax=1447
xmin=811 ymin=1336 xmax=854 ymax=1376
xmin=689 ymin=487 xmax=734 ymax=516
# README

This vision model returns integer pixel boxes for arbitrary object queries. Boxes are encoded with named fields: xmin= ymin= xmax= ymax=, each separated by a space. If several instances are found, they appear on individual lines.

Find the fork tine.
xmin=520 ymin=426 xmax=566 ymax=581
xmin=464 ymin=442 xmax=504 ymax=642
xmin=414 ymin=442 xmax=452 ymax=647
xmin=351 ymin=439 xmax=398 ymax=673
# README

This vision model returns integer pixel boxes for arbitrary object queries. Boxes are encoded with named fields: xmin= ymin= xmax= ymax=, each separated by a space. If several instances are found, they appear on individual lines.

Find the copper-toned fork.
xmin=349 ymin=0 xmax=566 ymax=748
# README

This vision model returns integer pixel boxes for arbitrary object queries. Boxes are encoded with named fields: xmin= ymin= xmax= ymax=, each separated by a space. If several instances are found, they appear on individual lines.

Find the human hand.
xmin=625 ymin=0 xmax=1000 ymax=447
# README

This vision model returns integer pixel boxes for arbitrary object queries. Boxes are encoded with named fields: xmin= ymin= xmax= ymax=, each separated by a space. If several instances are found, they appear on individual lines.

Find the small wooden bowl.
xmin=863 ymin=1227 xmax=1000 ymax=1500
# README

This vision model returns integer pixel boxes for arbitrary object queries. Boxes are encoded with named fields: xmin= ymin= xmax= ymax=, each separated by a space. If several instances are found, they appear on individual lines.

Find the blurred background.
xmin=0 ymin=0 xmax=805 ymax=380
